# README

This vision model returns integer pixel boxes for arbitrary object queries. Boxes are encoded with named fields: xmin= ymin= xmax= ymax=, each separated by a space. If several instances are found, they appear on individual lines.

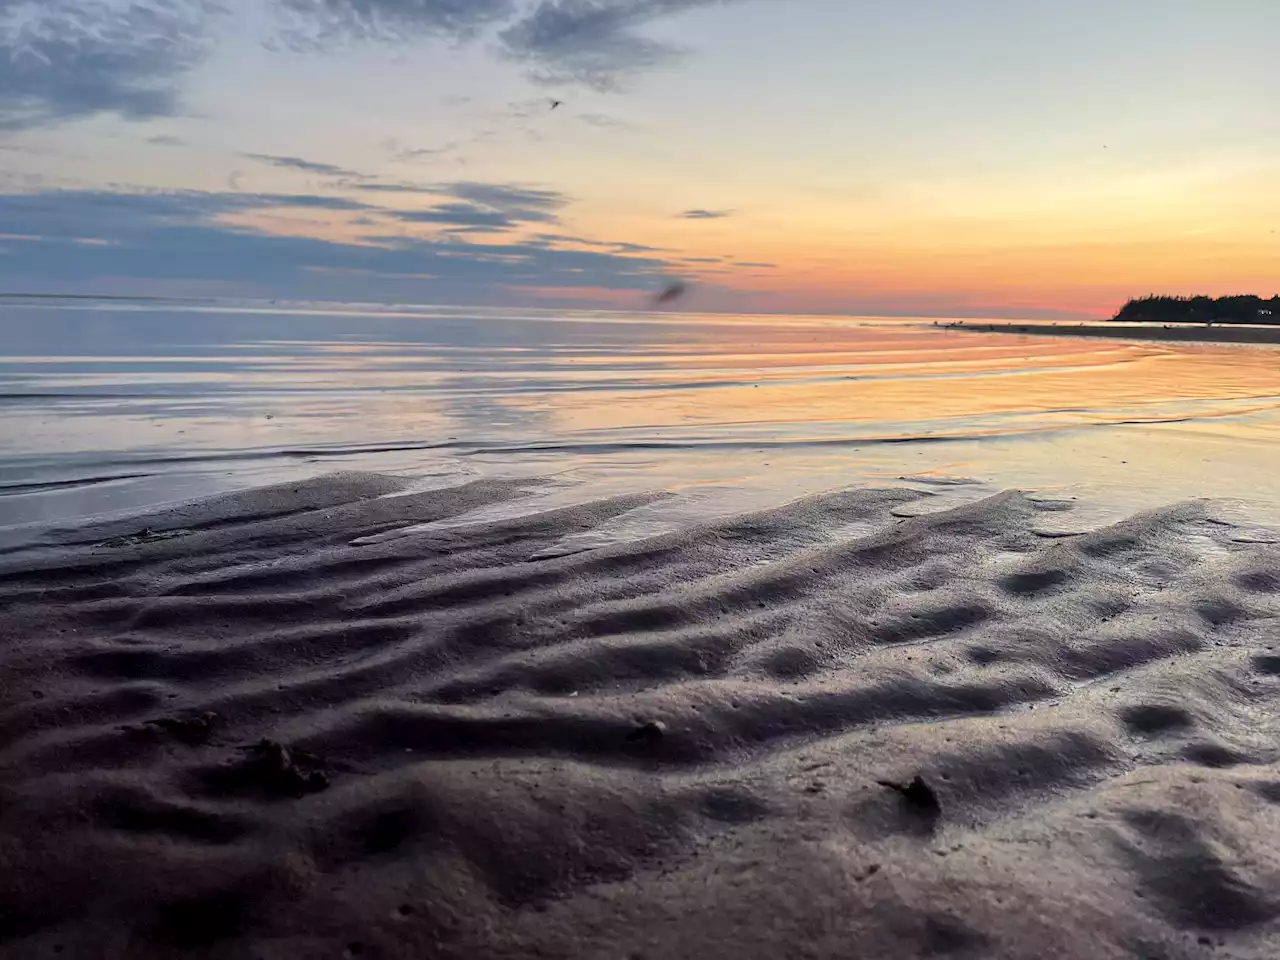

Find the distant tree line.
xmin=1112 ymin=294 xmax=1280 ymax=325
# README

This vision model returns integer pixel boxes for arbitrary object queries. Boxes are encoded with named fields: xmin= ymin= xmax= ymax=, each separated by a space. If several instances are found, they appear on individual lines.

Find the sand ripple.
xmin=2 ymin=474 xmax=1280 ymax=958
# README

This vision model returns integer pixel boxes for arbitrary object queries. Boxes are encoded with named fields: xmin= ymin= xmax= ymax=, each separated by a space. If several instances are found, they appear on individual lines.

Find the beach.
xmin=941 ymin=321 xmax=1280 ymax=346
xmin=3 ymin=471 xmax=1280 ymax=958
xmin=3 ymin=301 xmax=1280 ymax=957
xmin=7 ymin=0 xmax=1280 ymax=951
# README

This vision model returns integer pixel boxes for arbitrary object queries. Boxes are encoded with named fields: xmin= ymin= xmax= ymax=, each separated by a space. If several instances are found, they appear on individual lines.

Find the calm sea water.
xmin=3 ymin=297 xmax=1279 ymax=535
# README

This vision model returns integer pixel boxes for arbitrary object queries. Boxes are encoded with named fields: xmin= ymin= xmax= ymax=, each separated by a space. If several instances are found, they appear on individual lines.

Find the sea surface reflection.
xmin=2 ymin=297 xmax=1279 ymax=533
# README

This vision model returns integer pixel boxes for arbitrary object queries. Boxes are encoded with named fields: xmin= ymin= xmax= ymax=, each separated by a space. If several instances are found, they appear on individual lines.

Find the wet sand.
xmin=941 ymin=321 xmax=1280 ymax=345
xmin=8 ymin=300 xmax=1280 ymax=532
xmin=3 ymin=473 xmax=1280 ymax=958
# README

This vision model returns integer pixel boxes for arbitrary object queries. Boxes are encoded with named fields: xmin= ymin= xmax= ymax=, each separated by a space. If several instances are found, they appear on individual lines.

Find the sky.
xmin=1 ymin=0 xmax=1278 ymax=319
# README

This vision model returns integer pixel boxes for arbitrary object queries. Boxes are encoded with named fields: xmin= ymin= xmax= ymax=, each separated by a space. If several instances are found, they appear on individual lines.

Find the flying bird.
xmin=549 ymin=100 xmax=564 ymax=110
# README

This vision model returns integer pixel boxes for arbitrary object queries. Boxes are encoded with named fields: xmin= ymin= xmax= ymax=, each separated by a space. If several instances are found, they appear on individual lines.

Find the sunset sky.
xmin=2 ymin=0 xmax=1278 ymax=318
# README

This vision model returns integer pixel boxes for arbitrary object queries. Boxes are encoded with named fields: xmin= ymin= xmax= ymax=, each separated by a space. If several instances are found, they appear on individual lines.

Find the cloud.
xmin=271 ymin=0 xmax=516 ymax=49
xmin=394 ymin=202 xmax=521 ymax=230
xmin=42 ymin=175 xmax=571 ymax=235
xmin=0 ymin=189 xmax=383 ymax=245
xmin=281 ymin=0 xmax=746 ymax=91
xmin=0 ymin=186 xmax=677 ymax=302
xmin=499 ymin=0 xmax=729 ymax=91
xmin=241 ymin=152 xmax=365 ymax=177
xmin=611 ymin=240 xmax=663 ymax=253
xmin=0 ymin=0 xmax=741 ymax=131
xmin=390 ymin=184 xmax=567 ymax=231
xmin=575 ymin=112 xmax=634 ymax=129
xmin=0 ymin=185 xmax=502 ymax=241
xmin=0 ymin=0 xmax=221 ymax=130
xmin=0 ymin=0 xmax=517 ymax=130
xmin=389 ymin=144 xmax=455 ymax=162
xmin=679 ymin=208 xmax=732 ymax=219
xmin=348 ymin=182 xmax=432 ymax=194
xmin=380 ymin=136 xmax=467 ymax=163
xmin=527 ymin=235 xmax=673 ymax=259
xmin=147 ymin=134 xmax=187 ymax=147
xmin=383 ymin=101 xmax=570 ymax=167
xmin=258 ymin=193 xmax=376 ymax=210
xmin=445 ymin=181 xmax=566 ymax=215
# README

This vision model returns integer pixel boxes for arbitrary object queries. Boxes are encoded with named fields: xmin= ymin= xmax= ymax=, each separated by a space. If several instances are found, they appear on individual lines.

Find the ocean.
xmin=3 ymin=297 xmax=1279 ymax=537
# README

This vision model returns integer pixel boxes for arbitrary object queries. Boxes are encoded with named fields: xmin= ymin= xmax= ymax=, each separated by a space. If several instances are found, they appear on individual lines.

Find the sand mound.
xmin=2 ymin=473 xmax=1280 ymax=958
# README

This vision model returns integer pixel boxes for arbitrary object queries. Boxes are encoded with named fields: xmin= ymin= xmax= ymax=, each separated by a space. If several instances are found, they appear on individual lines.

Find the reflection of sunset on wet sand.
xmin=3 ymin=301 xmax=1279 ymax=528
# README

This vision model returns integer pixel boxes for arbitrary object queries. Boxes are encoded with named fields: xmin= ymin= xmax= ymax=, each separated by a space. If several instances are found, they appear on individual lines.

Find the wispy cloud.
xmin=394 ymin=204 xmax=520 ymax=229
xmin=147 ymin=134 xmax=188 ymax=147
xmin=0 ymin=185 xmax=677 ymax=302
xmin=258 ymin=194 xmax=376 ymax=211
xmin=0 ymin=189 xmax=356 ymax=236
xmin=0 ymin=0 xmax=742 ymax=131
xmin=389 ymin=182 xmax=569 ymax=231
xmin=679 ymin=208 xmax=732 ymax=219
xmin=271 ymin=0 xmax=516 ymax=50
xmin=381 ymin=100 xmax=565 ymax=167
xmin=386 ymin=142 xmax=457 ymax=163
xmin=274 ymin=0 xmax=741 ymax=92
xmin=241 ymin=152 xmax=366 ymax=178
xmin=0 ymin=0 xmax=222 ymax=130
xmin=347 ymin=182 xmax=433 ymax=194
xmin=575 ymin=112 xmax=634 ymax=129
xmin=529 ymin=234 xmax=668 ymax=255
xmin=499 ymin=0 xmax=732 ymax=91
xmin=446 ymin=181 xmax=566 ymax=215
xmin=0 ymin=178 xmax=567 ymax=238
xmin=194 ymin=169 xmax=570 ymax=232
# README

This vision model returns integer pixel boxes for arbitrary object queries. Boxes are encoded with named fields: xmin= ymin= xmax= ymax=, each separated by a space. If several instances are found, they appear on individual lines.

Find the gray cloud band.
xmin=0 ymin=0 xmax=742 ymax=129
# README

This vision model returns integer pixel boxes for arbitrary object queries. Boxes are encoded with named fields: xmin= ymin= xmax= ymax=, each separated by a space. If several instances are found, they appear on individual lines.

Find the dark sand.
xmin=942 ymin=321 xmax=1280 ymax=345
xmin=3 ymin=473 xmax=1280 ymax=958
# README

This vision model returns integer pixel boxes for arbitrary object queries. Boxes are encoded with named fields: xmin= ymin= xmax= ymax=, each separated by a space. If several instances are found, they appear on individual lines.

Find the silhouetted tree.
xmin=1112 ymin=294 xmax=1279 ymax=325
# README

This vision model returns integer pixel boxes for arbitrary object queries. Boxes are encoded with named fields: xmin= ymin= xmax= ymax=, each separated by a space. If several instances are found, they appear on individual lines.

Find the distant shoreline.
xmin=937 ymin=320 xmax=1280 ymax=346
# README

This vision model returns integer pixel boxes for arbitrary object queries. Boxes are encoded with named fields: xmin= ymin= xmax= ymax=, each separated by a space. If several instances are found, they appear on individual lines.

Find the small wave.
xmin=0 ymin=473 xmax=154 ymax=497
xmin=0 ymin=392 xmax=153 ymax=402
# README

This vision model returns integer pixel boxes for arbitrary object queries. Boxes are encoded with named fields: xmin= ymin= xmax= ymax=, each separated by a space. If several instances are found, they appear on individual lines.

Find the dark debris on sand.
xmin=246 ymin=739 xmax=331 ymax=796
xmin=626 ymin=719 xmax=668 ymax=744
xmin=877 ymin=774 xmax=943 ymax=818
xmin=201 ymin=739 xmax=332 ymax=799
xmin=145 ymin=712 xmax=220 ymax=746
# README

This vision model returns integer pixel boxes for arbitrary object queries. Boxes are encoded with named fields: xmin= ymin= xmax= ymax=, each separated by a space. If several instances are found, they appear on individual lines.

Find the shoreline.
xmin=938 ymin=320 xmax=1280 ymax=345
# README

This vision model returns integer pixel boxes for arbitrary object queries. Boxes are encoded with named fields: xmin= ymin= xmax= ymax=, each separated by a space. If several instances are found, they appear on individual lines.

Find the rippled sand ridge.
xmin=3 ymin=473 xmax=1280 ymax=958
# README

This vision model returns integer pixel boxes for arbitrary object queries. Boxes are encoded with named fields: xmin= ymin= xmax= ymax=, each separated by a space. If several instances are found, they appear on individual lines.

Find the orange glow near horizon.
xmin=209 ymin=155 xmax=1280 ymax=321
xmin=552 ymin=155 xmax=1280 ymax=317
